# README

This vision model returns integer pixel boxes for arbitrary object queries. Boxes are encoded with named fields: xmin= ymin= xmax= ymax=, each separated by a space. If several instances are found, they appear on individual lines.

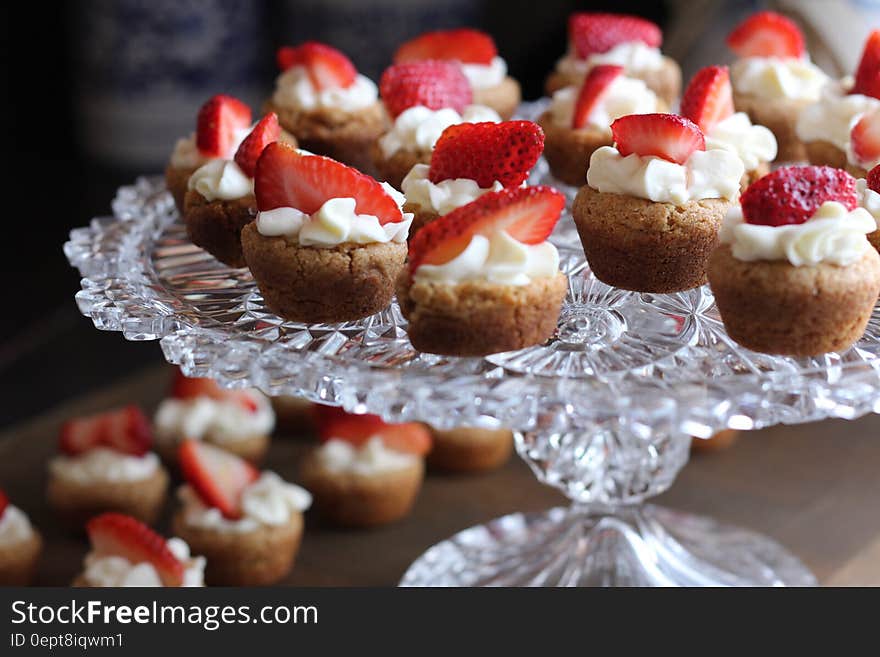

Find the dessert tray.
xmin=64 ymin=102 xmax=880 ymax=587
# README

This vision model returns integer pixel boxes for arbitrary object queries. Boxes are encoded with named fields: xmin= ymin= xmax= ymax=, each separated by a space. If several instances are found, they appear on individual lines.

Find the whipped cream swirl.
xmin=49 ymin=448 xmax=160 ymax=485
xmin=154 ymin=391 xmax=275 ymax=448
xmin=461 ymin=56 xmax=508 ymax=89
xmin=273 ymin=66 xmax=378 ymax=113
xmin=705 ymin=112 xmax=778 ymax=171
xmin=0 ymin=506 xmax=34 ymax=546
xmin=379 ymin=104 xmax=501 ymax=157
xmin=317 ymin=436 xmax=419 ymax=476
xmin=187 ymin=159 xmax=253 ymax=201
xmin=556 ymin=42 xmax=665 ymax=82
xmin=731 ymin=56 xmax=830 ymax=102
xmin=548 ymin=75 xmax=659 ymax=131
xmin=401 ymin=163 xmax=503 ymax=215
xmin=81 ymin=538 xmax=205 ymax=587
xmin=797 ymin=78 xmax=880 ymax=151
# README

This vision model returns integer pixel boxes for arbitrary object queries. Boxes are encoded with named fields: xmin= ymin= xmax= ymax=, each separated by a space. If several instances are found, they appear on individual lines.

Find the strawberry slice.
xmin=741 ymin=165 xmax=858 ymax=226
xmin=319 ymin=412 xmax=432 ymax=456
xmin=611 ymin=113 xmax=705 ymax=164
xmin=178 ymin=440 xmax=259 ymax=520
xmin=408 ymin=185 xmax=564 ymax=274
xmin=275 ymin=41 xmax=357 ymax=90
xmin=853 ymin=30 xmax=880 ymax=99
xmin=680 ymin=65 xmax=735 ymax=133
xmin=851 ymin=110 xmax=880 ymax=166
xmin=234 ymin=113 xmax=280 ymax=178
xmin=394 ymin=28 xmax=497 ymax=65
xmin=254 ymin=142 xmax=403 ymax=223
xmin=86 ymin=513 xmax=185 ymax=586
xmin=726 ymin=11 xmax=805 ymax=59
xmin=379 ymin=60 xmax=472 ymax=118
xmin=868 ymin=164 xmax=880 ymax=193
xmin=0 ymin=490 xmax=8 ymax=520
xmin=171 ymin=371 xmax=259 ymax=413
xmin=428 ymin=121 xmax=545 ymax=188
xmin=568 ymin=12 xmax=662 ymax=59
xmin=196 ymin=94 xmax=252 ymax=158
xmin=571 ymin=65 xmax=625 ymax=129
xmin=59 ymin=405 xmax=152 ymax=457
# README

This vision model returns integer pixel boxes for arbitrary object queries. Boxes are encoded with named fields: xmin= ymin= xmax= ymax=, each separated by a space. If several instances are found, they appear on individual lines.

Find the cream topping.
xmin=317 ymin=436 xmax=418 ymax=476
xmin=49 ymin=448 xmax=160 ymax=485
xmin=0 ymin=505 xmax=34 ymax=546
xmin=187 ymin=159 xmax=253 ymax=201
xmin=169 ymin=126 xmax=252 ymax=169
xmin=548 ymin=75 xmax=659 ymax=131
xmin=719 ymin=201 xmax=875 ymax=266
xmin=413 ymin=230 xmax=560 ymax=286
xmin=378 ymin=104 xmax=501 ymax=158
xmin=461 ymin=56 xmax=508 ymax=89
xmin=154 ymin=391 xmax=275 ymax=447
xmin=556 ymin=42 xmax=665 ymax=81
xmin=401 ymin=163 xmax=503 ymax=215
xmin=81 ymin=538 xmax=205 ymax=587
xmin=705 ymin=112 xmax=778 ymax=172
xmin=587 ymin=145 xmax=744 ymax=204
xmin=731 ymin=56 xmax=830 ymax=102
xmin=797 ymin=78 xmax=880 ymax=151
xmin=272 ymin=66 xmax=378 ymax=113
xmin=177 ymin=472 xmax=311 ymax=534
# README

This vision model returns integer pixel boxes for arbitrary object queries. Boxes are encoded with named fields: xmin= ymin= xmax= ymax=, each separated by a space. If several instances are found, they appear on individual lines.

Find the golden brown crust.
xmin=691 ymin=429 xmax=739 ymax=454
xmin=397 ymin=272 xmax=568 ymax=356
xmin=266 ymin=100 xmax=387 ymax=175
xmin=241 ymin=223 xmax=407 ymax=323
xmin=172 ymin=511 xmax=303 ymax=585
xmin=372 ymin=141 xmax=429 ymax=190
xmin=47 ymin=465 xmax=170 ymax=530
xmin=403 ymin=202 xmax=441 ymax=239
xmin=156 ymin=434 xmax=270 ymax=466
xmin=733 ymin=90 xmax=810 ymax=162
xmin=538 ymin=111 xmax=611 ymax=186
xmin=472 ymin=76 xmax=522 ymax=120
xmin=425 ymin=426 xmax=514 ymax=473
xmin=299 ymin=451 xmax=424 ymax=528
xmin=545 ymin=56 xmax=681 ymax=107
xmin=165 ymin=163 xmax=198 ymax=212
xmin=707 ymin=245 xmax=880 ymax=356
xmin=0 ymin=529 xmax=42 ymax=586
xmin=804 ymin=139 xmax=850 ymax=169
xmin=572 ymin=185 xmax=728 ymax=293
xmin=183 ymin=190 xmax=257 ymax=268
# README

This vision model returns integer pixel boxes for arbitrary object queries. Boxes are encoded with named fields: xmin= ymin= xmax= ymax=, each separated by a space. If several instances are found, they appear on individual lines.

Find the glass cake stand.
xmin=64 ymin=115 xmax=880 ymax=587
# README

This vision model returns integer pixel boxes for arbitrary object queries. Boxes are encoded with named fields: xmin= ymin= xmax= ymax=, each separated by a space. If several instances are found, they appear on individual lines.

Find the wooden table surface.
xmin=3 ymin=363 xmax=880 ymax=587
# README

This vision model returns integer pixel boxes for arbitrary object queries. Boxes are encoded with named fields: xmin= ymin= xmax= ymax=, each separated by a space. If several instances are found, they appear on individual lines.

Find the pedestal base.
xmin=400 ymin=504 xmax=816 ymax=587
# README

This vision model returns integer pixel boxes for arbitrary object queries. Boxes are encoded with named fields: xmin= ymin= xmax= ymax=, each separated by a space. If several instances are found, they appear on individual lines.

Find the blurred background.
xmin=3 ymin=0 xmax=880 ymax=426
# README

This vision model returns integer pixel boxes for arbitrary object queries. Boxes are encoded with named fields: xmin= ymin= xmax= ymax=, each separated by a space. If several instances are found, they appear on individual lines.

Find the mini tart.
xmin=803 ymin=139 xmax=869 ymax=178
xmin=156 ymin=434 xmax=269 ymax=467
xmin=708 ymin=245 xmax=880 ymax=356
xmin=183 ymin=190 xmax=256 ymax=268
xmin=397 ymin=272 xmax=568 ymax=357
xmin=472 ymin=77 xmax=522 ymax=120
xmin=732 ymin=90 xmax=808 ymax=162
xmin=266 ymin=100 xmax=387 ymax=176
xmin=171 ymin=509 xmax=303 ymax=586
xmin=271 ymin=396 xmax=316 ymax=437
xmin=545 ymin=56 xmax=681 ymax=108
xmin=425 ymin=426 xmax=513 ymax=473
xmin=371 ymin=142 xmax=427 ymax=191
xmin=241 ymin=222 xmax=407 ymax=323
xmin=0 ymin=521 xmax=42 ymax=586
xmin=691 ymin=429 xmax=739 ymax=453
xmin=165 ymin=163 xmax=198 ymax=212
xmin=47 ymin=466 xmax=169 ymax=529
xmin=299 ymin=450 xmax=424 ymax=528
xmin=572 ymin=185 xmax=729 ymax=293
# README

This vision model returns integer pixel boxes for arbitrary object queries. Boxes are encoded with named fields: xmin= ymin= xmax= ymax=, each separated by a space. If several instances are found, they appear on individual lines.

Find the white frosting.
xmin=720 ymin=201 xmax=875 ymax=266
xmin=705 ymin=112 xmax=778 ymax=172
xmin=81 ymin=538 xmax=204 ymax=587
xmin=461 ymin=56 xmax=507 ymax=89
xmin=797 ymin=78 xmax=880 ymax=151
xmin=187 ymin=159 xmax=253 ymax=201
xmin=587 ymin=146 xmax=744 ymax=204
xmin=401 ymin=163 xmax=503 ymax=215
xmin=154 ymin=391 xmax=274 ymax=448
xmin=556 ymin=42 xmax=664 ymax=82
xmin=413 ymin=230 xmax=560 ymax=286
xmin=0 ymin=506 xmax=34 ymax=546
xmin=49 ymin=448 xmax=160 ymax=485
xmin=857 ymin=178 xmax=880 ymax=227
xmin=731 ymin=56 xmax=830 ymax=102
xmin=272 ymin=66 xmax=378 ymax=113
xmin=548 ymin=76 xmax=659 ymax=131
xmin=378 ymin=104 xmax=501 ymax=158
xmin=177 ymin=472 xmax=311 ymax=534
xmin=169 ymin=126 xmax=252 ymax=169
xmin=317 ymin=436 xmax=419 ymax=476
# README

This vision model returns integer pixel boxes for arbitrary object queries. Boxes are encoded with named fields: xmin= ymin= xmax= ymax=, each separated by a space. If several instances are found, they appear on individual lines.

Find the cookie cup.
xmin=732 ymin=91 xmax=808 ymax=162
xmin=402 ymin=202 xmax=440 ymax=240
xmin=545 ymin=56 xmax=681 ymax=107
xmin=472 ymin=76 xmax=522 ymax=120
xmin=425 ymin=426 xmax=514 ymax=473
xmin=241 ymin=223 xmax=407 ymax=323
xmin=165 ymin=163 xmax=198 ymax=212
xmin=172 ymin=511 xmax=303 ymax=585
xmin=397 ymin=272 xmax=568 ymax=356
xmin=300 ymin=451 xmax=423 ymax=528
xmin=0 ymin=530 xmax=42 ymax=585
xmin=183 ymin=190 xmax=256 ymax=268
xmin=371 ymin=142 xmax=428 ymax=190
xmin=573 ymin=185 xmax=728 ymax=293
xmin=707 ymin=245 xmax=880 ymax=356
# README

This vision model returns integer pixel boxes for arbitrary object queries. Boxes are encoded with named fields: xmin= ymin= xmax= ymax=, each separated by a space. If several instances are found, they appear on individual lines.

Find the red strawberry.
xmin=868 ymin=164 xmax=880 ymax=193
xmin=428 ymin=121 xmax=545 ymax=188
xmin=310 ymin=403 xmax=352 ymax=428
xmin=86 ymin=513 xmax=184 ymax=586
xmin=571 ymin=65 xmax=625 ymax=130
xmin=851 ymin=110 xmax=880 ymax=166
xmin=196 ymin=94 xmax=252 ymax=158
xmin=379 ymin=60 xmax=472 ymax=118
xmin=568 ymin=12 xmax=662 ymax=59
xmin=408 ymin=186 xmax=564 ymax=274
xmin=741 ymin=165 xmax=858 ymax=227
xmin=254 ymin=142 xmax=403 ymax=223
xmin=234 ymin=113 xmax=280 ymax=178
xmin=178 ymin=440 xmax=259 ymax=520
xmin=0 ymin=490 xmax=7 ymax=520
xmin=319 ymin=412 xmax=432 ymax=456
xmin=171 ymin=371 xmax=259 ymax=413
xmin=611 ymin=113 xmax=705 ymax=164
xmin=275 ymin=41 xmax=357 ymax=90
xmin=726 ymin=11 xmax=805 ymax=59
xmin=59 ymin=405 xmax=152 ymax=456
xmin=680 ymin=65 xmax=734 ymax=133
xmin=394 ymin=28 xmax=497 ymax=65
xmin=853 ymin=30 xmax=880 ymax=99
